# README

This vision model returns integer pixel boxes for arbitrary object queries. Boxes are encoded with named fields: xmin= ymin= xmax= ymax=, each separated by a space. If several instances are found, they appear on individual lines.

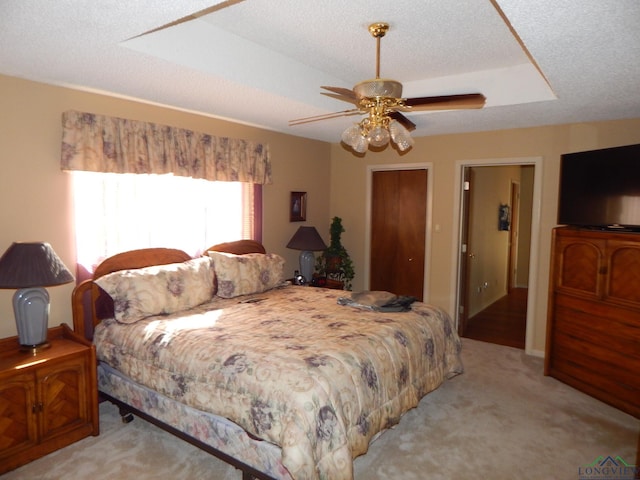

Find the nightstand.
xmin=287 ymin=276 xmax=345 ymax=290
xmin=0 ymin=323 xmax=99 ymax=474
xmin=311 ymin=275 xmax=345 ymax=290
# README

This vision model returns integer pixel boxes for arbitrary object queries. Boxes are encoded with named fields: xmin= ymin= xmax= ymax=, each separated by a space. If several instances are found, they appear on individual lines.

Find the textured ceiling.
xmin=1 ymin=1 xmax=639 ymax=143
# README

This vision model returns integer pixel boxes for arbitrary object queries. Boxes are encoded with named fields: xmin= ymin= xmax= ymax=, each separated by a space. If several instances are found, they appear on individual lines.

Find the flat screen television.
xmin=558 ymin=143 xmax=640 ymax=231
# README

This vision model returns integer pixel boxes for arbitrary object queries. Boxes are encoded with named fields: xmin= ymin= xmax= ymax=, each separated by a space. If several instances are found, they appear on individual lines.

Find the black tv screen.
xmin=558 ymin=143 xmax=640 ymax=231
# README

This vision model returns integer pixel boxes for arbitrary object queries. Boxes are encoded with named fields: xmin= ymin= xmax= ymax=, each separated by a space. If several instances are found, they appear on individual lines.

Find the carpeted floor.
xmin=3 ymin=339 xmax=638 ymax=480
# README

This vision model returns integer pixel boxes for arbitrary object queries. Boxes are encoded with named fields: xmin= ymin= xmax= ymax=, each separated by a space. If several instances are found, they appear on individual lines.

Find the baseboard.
xmin=527 ymin=348 xmax=545 ymax=358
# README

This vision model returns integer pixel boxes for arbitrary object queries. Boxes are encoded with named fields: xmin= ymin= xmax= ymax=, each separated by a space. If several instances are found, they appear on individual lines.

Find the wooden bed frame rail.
xmin=101 ymin=391 xmax=275 ymax=480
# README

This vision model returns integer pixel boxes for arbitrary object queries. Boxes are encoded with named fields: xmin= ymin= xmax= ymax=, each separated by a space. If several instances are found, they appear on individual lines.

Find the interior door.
xmin=508 ymin=181 xmax=521 ymax=291
xmin=370 ymin=169 xmax=427 ymax=300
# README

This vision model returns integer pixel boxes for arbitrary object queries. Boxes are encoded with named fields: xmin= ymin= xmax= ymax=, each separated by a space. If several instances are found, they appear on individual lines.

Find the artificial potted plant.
xmin=316 ymin=216 xmax=355 ymax=290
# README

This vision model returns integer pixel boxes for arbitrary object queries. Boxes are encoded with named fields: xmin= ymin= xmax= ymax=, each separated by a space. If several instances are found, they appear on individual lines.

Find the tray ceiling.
xmin=1 ymin=0 xmax=639 ymax=142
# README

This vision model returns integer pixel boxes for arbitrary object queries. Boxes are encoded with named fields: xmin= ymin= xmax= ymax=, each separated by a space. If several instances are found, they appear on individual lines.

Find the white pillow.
xmin=96 ymin=256 xmax=215 ymax=323
xmin=207 ymin=251 xmax=285 ymax=298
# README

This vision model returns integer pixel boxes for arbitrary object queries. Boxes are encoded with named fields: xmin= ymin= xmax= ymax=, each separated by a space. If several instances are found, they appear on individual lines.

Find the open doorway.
xmin=454 ymin=158 xmax=541 ymax=354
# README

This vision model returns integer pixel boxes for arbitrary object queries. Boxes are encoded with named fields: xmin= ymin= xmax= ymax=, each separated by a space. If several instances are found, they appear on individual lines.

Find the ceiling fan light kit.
xmin=290 ymin=22 xmax=485 ymax=155
xmin=341 ymin=115 xmax=414 ymax=153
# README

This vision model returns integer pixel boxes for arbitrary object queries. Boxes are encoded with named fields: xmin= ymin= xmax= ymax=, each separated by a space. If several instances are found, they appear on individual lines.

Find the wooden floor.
xmin=463 ymin=288 xmax=527 ymax=349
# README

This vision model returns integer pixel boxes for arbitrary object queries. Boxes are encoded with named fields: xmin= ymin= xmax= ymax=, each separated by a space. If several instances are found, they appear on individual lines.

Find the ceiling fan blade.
xmin=321 ymin=92 xmax=359 ymax=105
xmin=388 ymin=111 xmax=416 ymax=131
xmin=289 ymin=108 xmax=362 ymax=126
xmin=403 ymin=93 xmax=486 ymax=111
xmin=321 ymin=86 xmax=358 ymax=101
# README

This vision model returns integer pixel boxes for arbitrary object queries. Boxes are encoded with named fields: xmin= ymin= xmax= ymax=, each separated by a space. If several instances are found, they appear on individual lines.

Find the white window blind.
xmin=72 ymin=172 xmax=253 ymax=272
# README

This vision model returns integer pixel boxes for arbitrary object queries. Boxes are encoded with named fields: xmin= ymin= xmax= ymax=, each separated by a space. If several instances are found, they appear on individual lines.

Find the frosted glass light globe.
xmin=389 ymin=120 xmax=415 ymax=151
xmin=342 ymin=124 xmax=369 ymax=153
xmin=352 ymin=134 xmax=369 ymax=153
xmin=367 ymin=126 xmax=390 ymax=147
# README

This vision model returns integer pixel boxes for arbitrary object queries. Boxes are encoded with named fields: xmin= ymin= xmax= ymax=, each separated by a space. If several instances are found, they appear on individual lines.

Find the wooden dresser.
xmin=545 ymin=226 xmax=640 ymax=418
xmin=0 ymin=324 xmax=99 ymax=474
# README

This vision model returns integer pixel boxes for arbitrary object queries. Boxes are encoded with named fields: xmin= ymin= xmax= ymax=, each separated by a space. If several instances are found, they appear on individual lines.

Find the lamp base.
xmin=13 ymin=287 xmax=50 ymax=350
xmin=299 ymin=250 xmax=315 ymax=284
xmin=20 ymin=341 xmax=51 ymax=354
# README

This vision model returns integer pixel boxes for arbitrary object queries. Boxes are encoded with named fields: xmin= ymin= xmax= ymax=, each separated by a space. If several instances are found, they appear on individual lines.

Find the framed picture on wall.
xmin=290 ymin=191 xmax=307 ymax=222
xmin=499 ymin=203 xmax=510 ymax=231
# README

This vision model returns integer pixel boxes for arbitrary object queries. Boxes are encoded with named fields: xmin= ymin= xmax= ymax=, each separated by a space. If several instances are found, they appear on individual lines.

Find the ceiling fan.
xmin=289 ymin=22 xmax=486 ymax=153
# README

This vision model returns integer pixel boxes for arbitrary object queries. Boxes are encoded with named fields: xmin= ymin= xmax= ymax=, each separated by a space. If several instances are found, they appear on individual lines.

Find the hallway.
xmin=463 ymin=288 xmax=527 ymax=349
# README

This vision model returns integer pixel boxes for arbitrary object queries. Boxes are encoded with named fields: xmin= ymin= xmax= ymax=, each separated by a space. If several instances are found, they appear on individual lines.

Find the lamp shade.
xmin=0 ymin=242 xmax=74 ymax=288
xmin=286 ymin=227 xmax=327 ymax=251
xmin=0 ymin=242 xmax=74 ymax=351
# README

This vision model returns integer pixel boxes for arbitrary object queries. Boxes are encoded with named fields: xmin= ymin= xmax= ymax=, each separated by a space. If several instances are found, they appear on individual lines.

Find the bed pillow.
xmin=95 ymin=256 xmax=215 ymax=324
xmin=207 ymin=251 xmax=285 ymax=298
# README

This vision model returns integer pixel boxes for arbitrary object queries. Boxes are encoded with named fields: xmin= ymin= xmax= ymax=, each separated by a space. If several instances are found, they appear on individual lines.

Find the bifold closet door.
xmin=370 ymin=169 xmax=427 ymax=300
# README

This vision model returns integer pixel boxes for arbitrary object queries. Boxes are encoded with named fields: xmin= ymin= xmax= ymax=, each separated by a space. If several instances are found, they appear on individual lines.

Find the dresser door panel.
xmin=0 ymin=373 xmax=37 ymax=457
xmin=606 ymin=241 xmax=640 ymax=307
xmin=38 ymin=356 xmax=88 ymax=441
xmin=555 ymin=237 xmax=605 ymax=298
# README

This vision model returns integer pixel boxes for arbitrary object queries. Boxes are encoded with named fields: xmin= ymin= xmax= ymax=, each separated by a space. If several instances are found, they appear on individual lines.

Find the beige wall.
xmin=2 ymin=73 xmax=640 ymax=355
xmin=330 ymin=119 xmax=640 ymax=354
xmin=0 ymin=74 xmax=330 ymax=339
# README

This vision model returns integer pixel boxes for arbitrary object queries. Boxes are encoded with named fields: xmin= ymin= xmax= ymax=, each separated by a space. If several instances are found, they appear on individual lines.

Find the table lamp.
xmin=286 ymin=226 xmax=327 ymax=283
xmin=0 ymin=242 xmax=74 ymax=352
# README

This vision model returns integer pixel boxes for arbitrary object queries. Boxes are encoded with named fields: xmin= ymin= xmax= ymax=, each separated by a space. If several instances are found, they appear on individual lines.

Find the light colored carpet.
xmin=3 ymin=339 xmax=638 ymax=480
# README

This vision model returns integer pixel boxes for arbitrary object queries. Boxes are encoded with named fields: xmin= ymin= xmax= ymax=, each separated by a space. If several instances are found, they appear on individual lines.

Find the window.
xmin=72 ymin=172 xmax=257 ymax=273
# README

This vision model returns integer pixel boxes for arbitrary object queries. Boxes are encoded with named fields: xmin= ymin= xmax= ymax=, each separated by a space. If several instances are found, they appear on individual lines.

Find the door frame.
xmin=451 ymin=157 xmax=543 ymax=356
xmin=458 ymin=167 xmax=472 ymax=336
xmin=508 ymin=179 xmax=521 ymax=291
xmin=364 ymin=162 xmax=434 ymax=303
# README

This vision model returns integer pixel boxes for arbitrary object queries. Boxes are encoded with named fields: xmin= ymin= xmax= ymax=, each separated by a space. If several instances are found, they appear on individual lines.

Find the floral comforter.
xmin=93 ymin=285 xmax=463 ymax=480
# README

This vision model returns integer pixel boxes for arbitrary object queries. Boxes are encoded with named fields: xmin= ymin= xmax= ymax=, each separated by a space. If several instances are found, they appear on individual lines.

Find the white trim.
xmin=528 ymin=349 xmax=545 ymax=358
xmin=451 ymin=157 xmax=543 ymax=356
xmin=365 ymin=162 xmax=434 ymax=303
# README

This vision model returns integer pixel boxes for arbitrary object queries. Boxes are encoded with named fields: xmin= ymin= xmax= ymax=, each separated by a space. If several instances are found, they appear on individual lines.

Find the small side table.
xmin=286 ymin=276 xmax=345 ymax=290
xmin=0 ymin=323 xmax=99 ymax=474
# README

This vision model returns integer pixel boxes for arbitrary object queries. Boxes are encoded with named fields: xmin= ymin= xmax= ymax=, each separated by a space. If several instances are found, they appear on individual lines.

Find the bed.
xmin=71 ymin=240 xmax=463 ymax=480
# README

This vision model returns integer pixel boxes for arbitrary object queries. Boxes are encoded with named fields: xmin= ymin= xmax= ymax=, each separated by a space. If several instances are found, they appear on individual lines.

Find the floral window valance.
xmin=60 ymin=110 xmax=272 ymax=184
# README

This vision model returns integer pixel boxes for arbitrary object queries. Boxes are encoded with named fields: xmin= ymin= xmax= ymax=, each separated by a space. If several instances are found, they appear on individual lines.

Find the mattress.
xmin=94 ymin=285 xmax=463 ymax=479
xmin=97 ymin=362 xmax=291 ymax=479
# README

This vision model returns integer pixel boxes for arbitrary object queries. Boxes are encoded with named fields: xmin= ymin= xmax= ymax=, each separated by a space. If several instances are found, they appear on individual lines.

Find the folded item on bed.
xmin=339 ymin=290 xmax=418 ymax=312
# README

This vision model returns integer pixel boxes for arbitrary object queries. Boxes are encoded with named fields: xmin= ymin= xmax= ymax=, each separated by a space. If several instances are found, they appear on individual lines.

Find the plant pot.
xmin=325 ymin=255 xmax=342 ymax=274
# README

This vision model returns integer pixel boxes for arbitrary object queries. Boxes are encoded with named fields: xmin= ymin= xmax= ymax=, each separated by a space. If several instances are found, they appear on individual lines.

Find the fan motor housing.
xmin=354 ymin=79 xmax=403 ymax=99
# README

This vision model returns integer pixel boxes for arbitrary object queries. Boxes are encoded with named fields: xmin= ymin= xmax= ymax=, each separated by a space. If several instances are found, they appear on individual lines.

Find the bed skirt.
xmin=97 ymin=362 xmax=292 ymax=480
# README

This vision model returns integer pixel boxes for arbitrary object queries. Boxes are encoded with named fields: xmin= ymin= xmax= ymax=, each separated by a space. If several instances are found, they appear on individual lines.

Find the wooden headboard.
xmin=207 ymin=239 xmax=265 ymax=255
xmin=71 ymin=240 xmax=266 ymax=341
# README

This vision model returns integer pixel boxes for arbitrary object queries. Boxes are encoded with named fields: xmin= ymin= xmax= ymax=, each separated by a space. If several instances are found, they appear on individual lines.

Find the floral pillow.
xmin=207 ymin=251 xmax=285 ymax=298
xmin=95 ymin=256 xmax=215 ymax=324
